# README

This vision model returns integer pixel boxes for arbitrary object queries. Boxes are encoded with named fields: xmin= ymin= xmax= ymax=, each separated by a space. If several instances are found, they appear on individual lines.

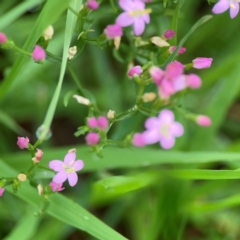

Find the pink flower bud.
xmin=98 ymin=116 xmax=108 ymax=130
xmin=17 ymin=137 xmax=29 ymax=149
xmin=32 ymin=148 xmax=43 ymax=163
xmin=0 ymin=33 xmax=7 ymax=44
xmin=104 ymin=24 xmax=123 ymax=39
xmin=162 ymin=30 xmax=175 ymax=40
xmin=149 ymin=66 xmax=164 ymax=86
xmin=128 ymin=66 xmax=143 ymax=77
xmin=87 ymin=117 xmax=98 ymax=128
xmin=169 ymin=46 xmax=186 ymax=54
xmin=165 ymin=61 xmax=184 ymax=80
xmin=85 ymin=132 xmax=100 ymax=145
xmin=132 ymin=133 xmax=146 ymax=147
xmin=196 ymin=115 xmax=212 ymax=127
xmin=0 ymin=188 xmax=4 ymax=197
xmin=186 ymin=74 xmax=202 ymax=89
xmin=87 ymin=0 xmax=99 ymax=10
xmin=49 ymin=182 xmax=65 ymax=192
xmin=32 ymin=45 xmax=46 ymax=61
xmin=192 ymin=57 xmax=213 ymax=69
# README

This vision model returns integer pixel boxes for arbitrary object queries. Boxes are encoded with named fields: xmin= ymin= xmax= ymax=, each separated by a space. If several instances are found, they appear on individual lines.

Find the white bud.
xmin=68 ymin=46 xmax=77 ymax=60
xmin=37 ymin=184 xmax=44 ymax=195
xmin=107 ymin=110 xmax=115 ymax=119
xmin=17 ymin=174 xmax=27 ymax=182
xmin=142 ymin=92 xmax=156 ymax=102
xmin=151 ymin=37 xmax=170 ymax=47
xmin=68 ymin=148 xmax=76 ymax=153
xmin=114 ymin=36 xmax=121 ymax=50
xmin=73 ymin=94 xmax=91 ymax=106
xmin=42 ymin=25 xmax=54 ymax=41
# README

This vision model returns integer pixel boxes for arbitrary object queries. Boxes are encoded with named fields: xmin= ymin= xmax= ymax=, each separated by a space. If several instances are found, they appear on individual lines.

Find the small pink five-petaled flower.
xmin=49 ymin=149 xmax=84 ymax=187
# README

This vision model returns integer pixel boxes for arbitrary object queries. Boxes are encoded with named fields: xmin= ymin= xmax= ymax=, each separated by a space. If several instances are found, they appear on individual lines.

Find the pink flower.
xmin=143 ymin=109 xmax=184 ymax=149
xmin=196 ymin=115 xmax=212 ymax=127
xmin=98 ymin=116 xmax=108 ymax=130
xmin=0 ymin=33 xmax=7 ymax=44
xmin=85 ymin=132 xmax=100 ymax=145
xmin=162 ymin=30 xmax=175 ymax=40
xmin=32 ymin=45 xmax=46 ymax=61
xmin=87 ymin=117 xmax=98 ymax=128
xmin=128 ymin=65 xmax=143 ymax=76
xmin=193 ymin=57 xmax=213 ymax=69
xmin=116 ymin=0 xmax=151 ymax=36
xmin=49 ymin=182 xmax=65 ymax=192
xmin=169 ymin=46 xmax=186 ymax=54
xmin=212 ymin=0 xmax=239 ymax=19
xmin=186 ymin=74 xmax=202 ymax=89
xmin=132 ymin=133 xmax=146 ymax=147
xmin=0 ymin=188 xmax=4 ymax=197
xmin=49 ymin=150 xmax=84 ymax=187
xmin=87 ymin=0 xmax=99 ymax=10
xmin=149 ymin=66 xmax=165 ymax=85
xmin=32 ymin=148 xmax=43 ymax=163
xmin=17 ymin=137 xmax=29 ymax=149
xmin=165 ymin=61 xmax=185 ymax=80
xmin=104 ymin=24 xmax=123 ymax=39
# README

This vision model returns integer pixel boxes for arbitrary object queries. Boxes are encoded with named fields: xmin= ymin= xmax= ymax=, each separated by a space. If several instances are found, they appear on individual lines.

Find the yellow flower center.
xmin=160 ymin=124 xmax=170 ymax=137
xmin=63 ymin=164 xmax=75 ymax=173
xmin=129 ymin=8 xmax=152 ymax=17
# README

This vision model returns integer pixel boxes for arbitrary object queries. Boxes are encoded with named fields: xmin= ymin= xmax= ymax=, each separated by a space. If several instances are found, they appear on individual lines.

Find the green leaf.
xmin=0 ymin=160 xmax=128 ymax=240
xmin=63 ymin=90 xmax=77 ymax=107
xmin=0 ymin=0 xmax=43 ymax=30
xmin=0 ymin=0 xmax=70 ymax=101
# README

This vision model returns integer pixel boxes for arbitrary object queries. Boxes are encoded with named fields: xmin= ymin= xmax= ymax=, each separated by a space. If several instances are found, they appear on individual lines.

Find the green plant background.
xmin=1 ymin=0 xmax=240 ymax=239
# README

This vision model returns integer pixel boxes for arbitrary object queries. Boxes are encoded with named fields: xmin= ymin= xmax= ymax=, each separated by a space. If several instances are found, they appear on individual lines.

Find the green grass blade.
xmin=39 ymin=0 xmax=81 ymax=140
xmin=0 ymin=160 xmax=128 ymax=240
xmin=0 ymin=0 xmax=70 ymax=101
xmin=3 ymin=210 xmax=41 ymax=240
xmin=0 ymin=0 xmax=43 ymax=30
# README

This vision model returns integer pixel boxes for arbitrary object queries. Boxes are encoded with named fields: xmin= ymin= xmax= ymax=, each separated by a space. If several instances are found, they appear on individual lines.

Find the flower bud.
xmin=32 ymin=45 xmax=46 ymax=61
xmin=37 ymin=184 xmax=44 ymax=195
xmin=169 ymin=46 xmax=186 ymax=54
xmin=17 ymin=137 xmax=29 ymax=149
xmin=87 ymin=117 xmax=98 ymax=128
xmin=196 ymin=115 xmax=212 ymax=127
xmin=0 ymin=33 xmax=7 ymax=44
xmin=42 ymin=25 xmax=54 ymax=41
xmin=85 ymin=132 xmax=100 ymax=145
xmin=151 ymin=37 xmax=170 ymax=47
xmin=32 ymin=148 xmax=43 ymax=163
xmin=104 ymin=24 xmax=123 ymax=39
xmin=149 ymin=66 xmax=164 ymax=86
xmin=192 ymin=57 xmax=213 ymax=69
xmin=186 ymin=74 xmax=202 ymax=89
xmin=162 ymin=30 xmax=175 ymax=40
xmin=114 ymin=36 xmax=121 ymax=50
xmin=73 ymin=94 xmax=91 ymax=106
xmin=49 ymin=182 xmax=65 ymax=192
xmin=128 ymin=66 xmax=143 ymax=77
xmin=68 ymin=148 xmax=76 ymax=153
xmin=87 ymin=0 xmax=99 ymax=10
xmin=98 ymin=116 xmax=108 ymax=130
xmin=132 ymin=133 xmax=146 ymax=147
xmin=142 ymin=92 xmax=156 ymax=102
xmin=0 ymin=188 xmax=4 ymax=197
xmin=107 ymin=110 xmax=115 ymax=119
xmin=17 ymin=174 xmax=27 ymax=182
xmin=68 ymin=46 xmax=77 ymax=60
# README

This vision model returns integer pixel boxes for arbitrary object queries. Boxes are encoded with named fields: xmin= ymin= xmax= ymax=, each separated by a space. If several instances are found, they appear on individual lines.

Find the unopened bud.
xmin=17 ymin=174 xmax=27 ymax=182
xmin=114 ymin=36 xmax=121 ymax=50
xmin=151 ymin=37 xmax=170 ymax=47
xmin=37 ymin=184 xmax=44 ymax=195
xmin=68 ymin=46 xmax=77 ymax=60
xmin=68 ymin=148 xmax=76 ymax=153
xmin=142 ymin=92 xmax=156 ymax=102
xmin=107 ymin=110 xmax=115 ymax=119
xmin=42 ymin=25 xmax=54 ymax=41
xmin=73 ymin=94 xmax=91 ymax=106
xmin=32 ymin=148 xmax=43 ymax=163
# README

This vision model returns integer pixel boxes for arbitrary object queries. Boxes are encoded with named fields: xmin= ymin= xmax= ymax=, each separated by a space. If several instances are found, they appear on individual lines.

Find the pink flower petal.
xmin=68 ymin=172 xmax=78 ymax=187
xmin=142 ymin=14 xmax=150 ymax=24
xmin=116 ymin=12 xmax=134 ymax=27
xmin=158 ymin=109 xmax=175 ymax=124
xmin=53 ymin=171 xmax=68 ymax=183
xmin=73 ymin=160 xmax=84 ymax=171
xmin=145 ymin=117 xmax=160 ymax=129
xmin=133 ymin=18 xmax=145 ymax=36
xmin=230 ymin=2 xmax=239 ymax=18
xmin=143 ymin=130 xmax=161 ymax=144
xmin=212 ymin=0 xmax=229 ymax=14
xmin=160 ymin=136 xmax=175 ymax=149
xmin=173 ymin=75 xmax=187 ymax=92
xmin=170 ymin=122 xmax=184 ymax=137
xmin=49 ymin=160 xmax=64 ymax=172
xmin=64 ymin=152 xmax=76 ymax=165
xmin=119 ymin=0 xmax=133 ymax=11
